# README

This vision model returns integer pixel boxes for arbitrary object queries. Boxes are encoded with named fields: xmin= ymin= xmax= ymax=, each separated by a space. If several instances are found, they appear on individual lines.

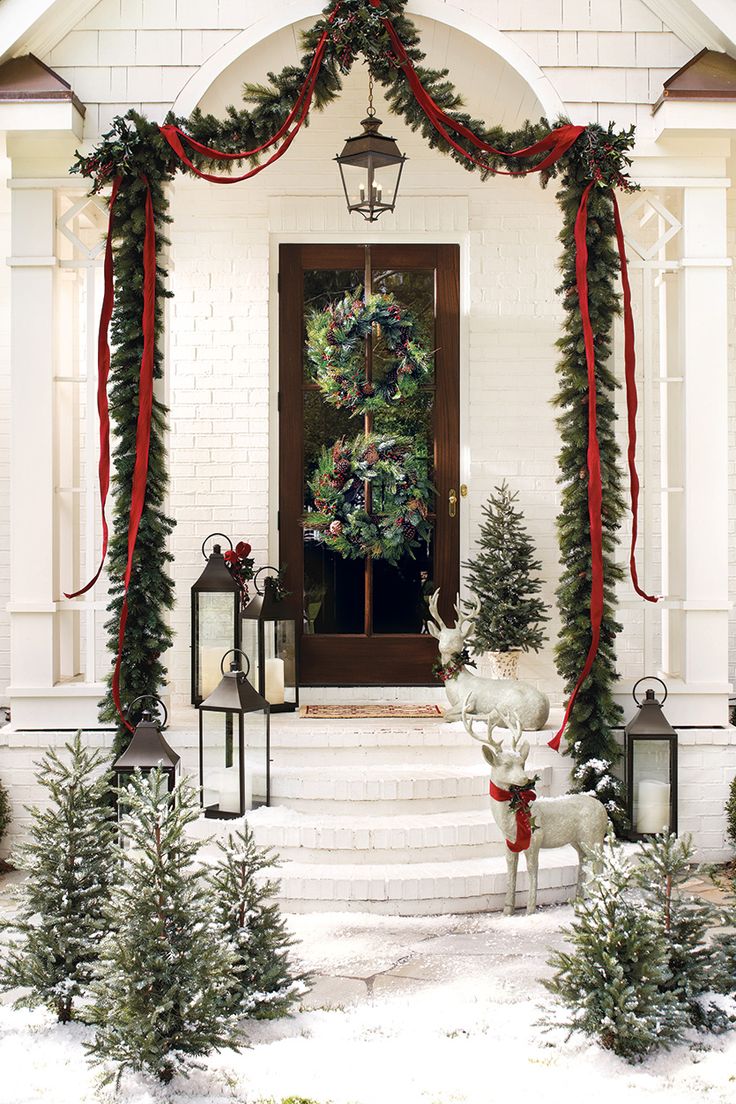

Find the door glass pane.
xmin=304 ymin=267 xmax=363 ymax=381
xmin=300 ymin=259 xmax=439 ymax=639
xmin=303 ymin=391 xmax=364 ymax=633
xmin=372 ymin=268 xmax=435 ymax=384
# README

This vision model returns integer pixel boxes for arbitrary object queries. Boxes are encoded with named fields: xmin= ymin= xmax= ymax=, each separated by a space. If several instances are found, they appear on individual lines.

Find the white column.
xmin=661 ymin=186 xmax=731 ymax=723
xmin=8 ymin=186 xmax=58 ymax=696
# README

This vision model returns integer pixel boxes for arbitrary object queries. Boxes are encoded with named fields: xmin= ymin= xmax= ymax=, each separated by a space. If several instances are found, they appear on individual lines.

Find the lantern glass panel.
xmin=241 ymin=618 xmax=259 ymax=673
xmin=631 ymin=738 xmax=672 ymax=835
xmin=245 ymin=710 xmax=269 ymax=809
xmin=201 ymin=710 xmax=243 ymax=816
xmin=196 ymin=592 xmax=238 ymax=700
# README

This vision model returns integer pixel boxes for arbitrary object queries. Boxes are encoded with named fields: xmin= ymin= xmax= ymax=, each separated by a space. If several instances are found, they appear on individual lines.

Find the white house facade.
xmin=1 ymin=0 xmax=736 ymax=913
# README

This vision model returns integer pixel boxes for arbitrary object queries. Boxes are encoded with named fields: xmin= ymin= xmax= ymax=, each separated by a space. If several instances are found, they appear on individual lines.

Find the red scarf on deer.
xmin=489 ymin=780 xmax=537 ymax=853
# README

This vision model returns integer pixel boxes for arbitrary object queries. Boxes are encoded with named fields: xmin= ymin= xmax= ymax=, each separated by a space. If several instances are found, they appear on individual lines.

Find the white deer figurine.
xmin=427 ymin=589 xmax=549 ymax=731
xmin=464 ymin=704 xmax=609 ymax=914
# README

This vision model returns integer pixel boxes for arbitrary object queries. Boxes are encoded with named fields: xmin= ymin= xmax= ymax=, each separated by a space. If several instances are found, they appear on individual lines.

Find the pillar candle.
xmin=636 ymin=778 xmax=671 ymax=834
xmin=265 ymin=657 xmax=285 ymax=705
xmin=200 ymin=645 xmax=224 ymax=698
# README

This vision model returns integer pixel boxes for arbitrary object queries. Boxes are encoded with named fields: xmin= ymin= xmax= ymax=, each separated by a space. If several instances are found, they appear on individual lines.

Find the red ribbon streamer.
xmin=111 ymin=179 xmax=158 ymax=732
xmin=381 ymin=13 xmax=584 ymax=176
xmin=489 ymin=780 xmax=537 ymax=853
xmin=549 ymin=182 xmax=602 ymax=752
xmin=64 ymin=175 xmax=121 ymax=600
xmin=158 ymin=8 xmax=339 ymax=183
xmin=611 ymin=189 xmax=659 ymax=605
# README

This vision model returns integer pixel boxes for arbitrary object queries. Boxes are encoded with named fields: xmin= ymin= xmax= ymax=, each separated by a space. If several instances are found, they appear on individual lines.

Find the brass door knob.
xmin=448 ymin=488 xmax=458 ymax=517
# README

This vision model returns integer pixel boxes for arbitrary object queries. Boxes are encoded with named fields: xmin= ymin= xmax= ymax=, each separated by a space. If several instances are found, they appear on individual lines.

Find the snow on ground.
xmin=2 ymin=905 xmax=736 ymax=1104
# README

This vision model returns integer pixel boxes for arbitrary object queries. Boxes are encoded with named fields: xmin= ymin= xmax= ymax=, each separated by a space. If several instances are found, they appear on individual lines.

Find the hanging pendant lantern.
xmin=335 ymin=72 xmax=406 ymax=222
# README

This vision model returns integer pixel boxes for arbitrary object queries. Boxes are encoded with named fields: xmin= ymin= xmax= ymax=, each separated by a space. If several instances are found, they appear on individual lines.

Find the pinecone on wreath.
xmin=335 ymin=458 xmax=351 ymax=477
xmin=329 ymin=520 xmax=343 ymax=536
xmin=363 ymin=444 xmax=380 ymax=465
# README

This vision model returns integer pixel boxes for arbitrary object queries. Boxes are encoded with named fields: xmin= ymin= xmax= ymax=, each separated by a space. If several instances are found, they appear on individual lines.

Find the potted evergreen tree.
xmin=463 ymin=482 xmax=549 ymax=679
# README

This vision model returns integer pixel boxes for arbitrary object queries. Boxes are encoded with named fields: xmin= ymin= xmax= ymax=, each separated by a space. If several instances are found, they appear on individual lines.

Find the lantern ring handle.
xmin=219 ymin=648 xmax=250 ymax=680
xmin=126 ymin=695 xmax=169 ymax=730
xmin=201 ymin=532 xmax=233 ymax=560
xmin=632 ymin=676 xmax=668 ymax=707
xmin=253 ymin=565 xmax=279 ymax=596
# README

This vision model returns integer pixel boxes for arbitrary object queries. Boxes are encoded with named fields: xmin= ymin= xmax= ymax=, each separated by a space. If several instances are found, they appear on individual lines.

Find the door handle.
xmin=448 ymin=488 xmax=458 ymax=518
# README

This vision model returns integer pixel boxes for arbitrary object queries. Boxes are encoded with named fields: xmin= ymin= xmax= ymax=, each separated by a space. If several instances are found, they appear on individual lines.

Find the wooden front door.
xmin=279 ymin=243 xmax=459 ymax=685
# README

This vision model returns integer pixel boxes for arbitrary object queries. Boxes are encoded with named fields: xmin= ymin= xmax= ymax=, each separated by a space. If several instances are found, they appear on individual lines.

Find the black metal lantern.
xmin=198 ymin=649 xmax=271 ymax=819
xmin=242 ymin=567 xmax=300 ymax=713
xmin=335 ymin=73 xmax=406 ymax=222
xmin=112 ymin=696 xmax=179 ymax=794
xmin=625 ymin=677 xmax=678 ymax=840
xmin=191 ymin=533 xmax=241 ymax=706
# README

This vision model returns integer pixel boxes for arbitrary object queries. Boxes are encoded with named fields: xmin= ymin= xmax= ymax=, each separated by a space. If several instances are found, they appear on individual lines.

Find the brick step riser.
xmin=267 ymin=795 xmax=493 ymax=815
xmin=275 ymin=883 xmax=576 ymax=916
xmin=270 ymin=746 xmax=482 ymax=766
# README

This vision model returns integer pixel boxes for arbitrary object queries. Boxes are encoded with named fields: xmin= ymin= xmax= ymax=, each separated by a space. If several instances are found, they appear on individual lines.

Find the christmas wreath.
xmin=306 ymin=290 xmax=432 ymax=414
xmin=307 ymin=434 xmax=433 ymax=564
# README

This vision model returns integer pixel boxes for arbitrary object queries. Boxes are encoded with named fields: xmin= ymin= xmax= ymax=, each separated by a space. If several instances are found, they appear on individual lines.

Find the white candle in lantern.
xmin=201 ymin=646 xmax=224 ymax=698
xmin=264 ymin=657 xmax=285 ymax=705
xmin=210 ymin=765 xmax=251 ymax=815
xmin=636 ymin=778 xmax=671 ymax=834
xmin=376 ymin=182 xmax=382 ymax=203
xmin=359 ymin=182 xmax=365 ymax=203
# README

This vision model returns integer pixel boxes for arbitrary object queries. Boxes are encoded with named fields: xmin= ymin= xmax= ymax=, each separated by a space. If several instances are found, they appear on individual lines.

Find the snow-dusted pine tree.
xmin=544 ymin=839 xmax=690 ymax=1061
xmin=463 ymin=482 xmax=548 ymax=655
xmin=87 ymin=770 xmax=241 ymax=1085
xmin=0 ymin=732 xmax=116 ymax=1022
xmin=210 ymin=822 xmax=309 ymax=1019
xmin=711 ymin=867 xmax=736 ymax=1005
xmin=634 ymin=833 xmax=729 ymax=1033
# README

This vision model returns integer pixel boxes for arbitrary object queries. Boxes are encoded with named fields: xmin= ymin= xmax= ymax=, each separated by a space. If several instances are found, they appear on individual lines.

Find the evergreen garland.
xmin=463 ymin=482 xmax=549 ymax=655
xmin=210 ymin=823 xmax=310 ymax=1019
xmin=71 ymin=0 xmax=639 ymax=786
xmin=0 ymin=773 xmax=10 ymax=850
xmin=553 ymin=166 xmax=627 ymax=822
xmin=0 ymin=733 xmax=116 ymax=1023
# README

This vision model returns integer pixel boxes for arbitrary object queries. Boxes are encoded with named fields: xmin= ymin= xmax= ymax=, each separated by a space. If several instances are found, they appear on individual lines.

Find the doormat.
xmin=299 ymin=704 xmax=444 ymax=719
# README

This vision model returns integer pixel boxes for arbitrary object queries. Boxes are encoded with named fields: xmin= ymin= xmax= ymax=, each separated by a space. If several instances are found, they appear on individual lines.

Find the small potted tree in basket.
xmin=463 ymin=481 xmax=549 ymax=679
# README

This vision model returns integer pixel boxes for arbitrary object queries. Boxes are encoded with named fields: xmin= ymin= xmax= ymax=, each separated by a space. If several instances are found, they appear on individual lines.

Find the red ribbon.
xmin=158 ymin=5 xmax=340 ymax=183
xmin=489 ymin=780 xmax=537 ymax=853
xmin=611 ymin=189 xmax=659 ymax=605
xmin=381 ymin=14 xmax=583 ymax=177
xmin=111 ymin=179 xmax=157 ymax=731
xmin=64 ymin=175 xmax=121 ymax=600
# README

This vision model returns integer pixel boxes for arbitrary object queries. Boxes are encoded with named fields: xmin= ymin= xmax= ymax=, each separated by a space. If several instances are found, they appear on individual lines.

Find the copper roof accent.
xmin=0 ymin=53 xmax=85 ymax=116
xmin=654 ymin=48 xmax=736 ymax=113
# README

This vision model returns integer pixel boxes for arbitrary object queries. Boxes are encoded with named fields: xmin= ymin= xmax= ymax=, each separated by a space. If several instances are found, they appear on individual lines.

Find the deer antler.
xmin=461 ymin=695 xmax=504 ymax=753
xmin=455 ymin=592 xmax=480 ymax=638
xmin=428 ymin=589 xmax=446 ymax=632
xmin=495 ymin=706 xmax=524 ymax=749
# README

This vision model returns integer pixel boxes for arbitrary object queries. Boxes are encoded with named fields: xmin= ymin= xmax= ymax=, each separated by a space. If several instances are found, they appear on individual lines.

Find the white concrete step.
xmin=272 ymin=848 xmax=582 ymax=915
xmin=266 ymin=762 xmax=552 ymax=814
xmin=192 ymin=806 xmax=514 ymax=863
